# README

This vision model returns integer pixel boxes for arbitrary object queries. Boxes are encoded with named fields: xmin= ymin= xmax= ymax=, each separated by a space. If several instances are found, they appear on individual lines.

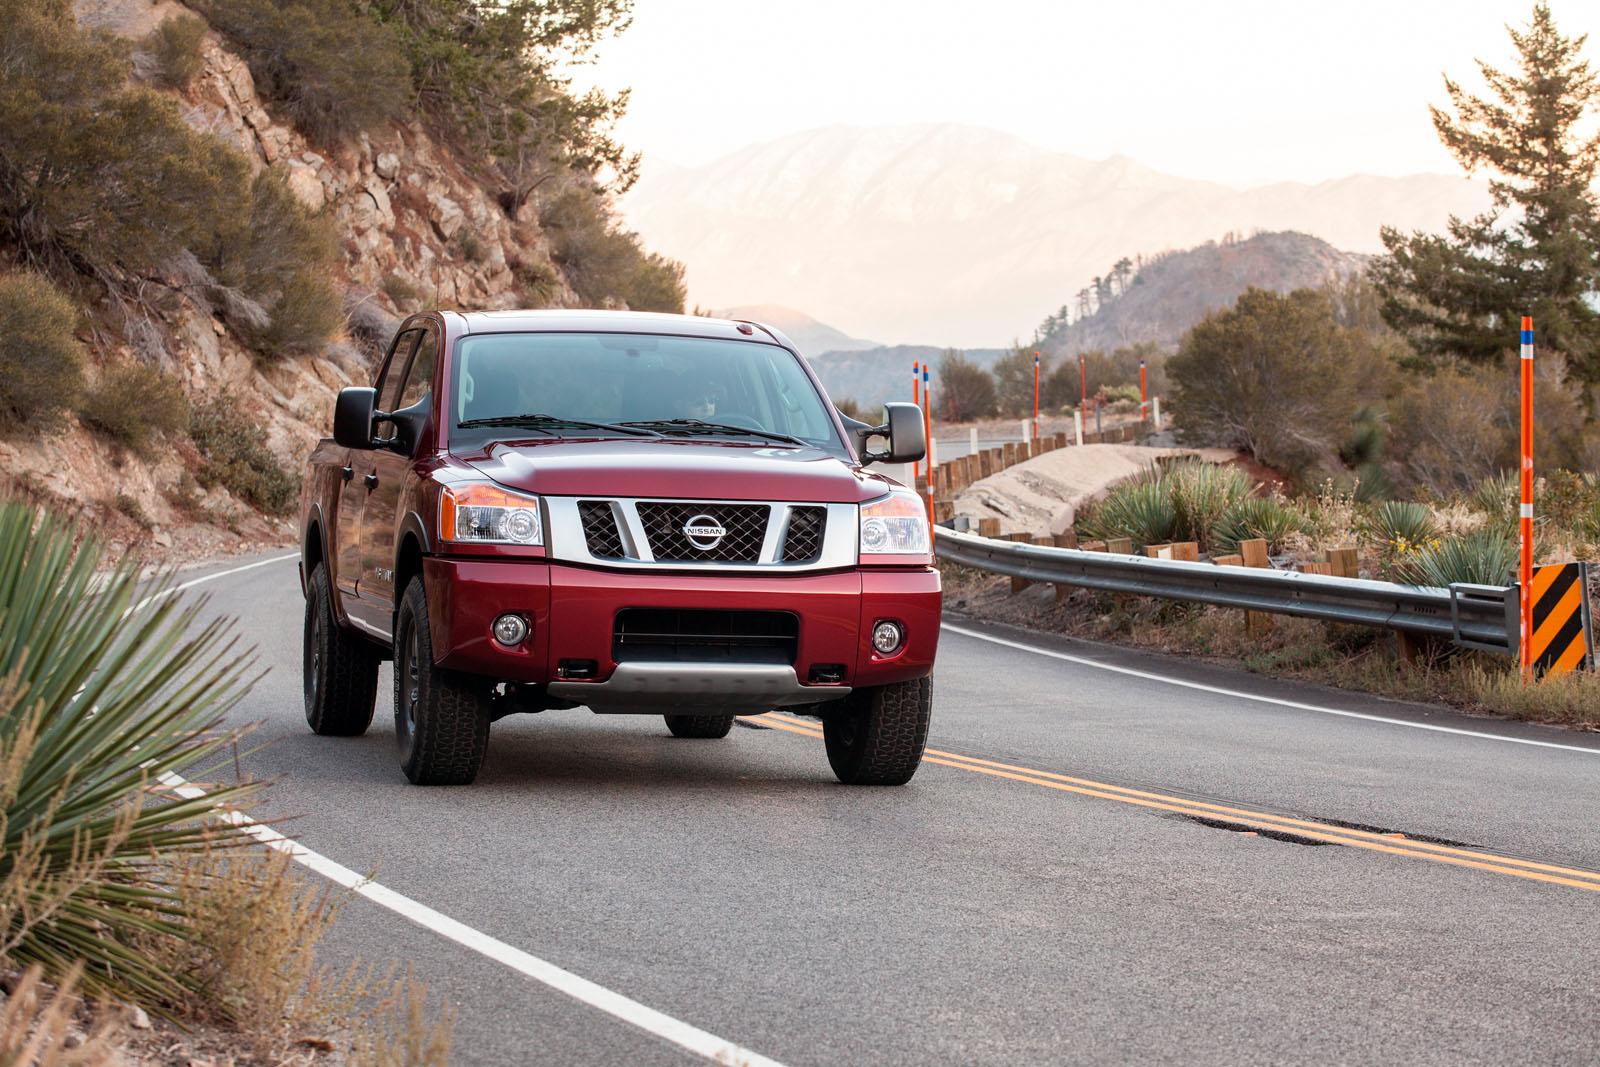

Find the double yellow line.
xmin=749 ymin=713 xmax=1600 ymax=894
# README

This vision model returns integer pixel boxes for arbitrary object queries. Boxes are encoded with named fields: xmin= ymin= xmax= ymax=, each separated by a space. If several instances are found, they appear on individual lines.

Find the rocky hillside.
xmin=1037 ymin=231 xmax=1367 ymax=355
xmin=808 ymin=345 xmax=1007 ymax=409
xmin=621 ymin=123 xmax=1488 ymax=346
xmin=1 ymin=0 xmax=672 ymax=558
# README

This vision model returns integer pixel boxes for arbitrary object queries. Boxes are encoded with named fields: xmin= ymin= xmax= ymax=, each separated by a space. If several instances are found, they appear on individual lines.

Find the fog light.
xmin=492 ymin=613 xmax=528 ymax=647
xmin=871 ymin=620 xmax=904 ymax=655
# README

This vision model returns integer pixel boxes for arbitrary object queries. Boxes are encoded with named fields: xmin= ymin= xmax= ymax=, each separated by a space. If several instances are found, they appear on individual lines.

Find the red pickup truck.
xmin=299 ymin=310 xmax=940 ymax=786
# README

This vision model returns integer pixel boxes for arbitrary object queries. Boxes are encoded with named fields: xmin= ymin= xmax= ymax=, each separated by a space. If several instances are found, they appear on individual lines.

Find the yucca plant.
xmin=1369 ymin=500 xmax=1437 ymax=551
xmin=1394 ymin=528 xmax=1518 ymax=589
xmin=1162 ymin=461 xmax=1252 ymax=549
xmin=1211 ymin=496 xmax=1304 ymax=554
xmin=0 ymin=499 xmax=260 ymax=1007
xmin=1471 ymin=471 xmax=1518 ymax=525
xmin=1079 ymin=475 xmax=1177 ymax=549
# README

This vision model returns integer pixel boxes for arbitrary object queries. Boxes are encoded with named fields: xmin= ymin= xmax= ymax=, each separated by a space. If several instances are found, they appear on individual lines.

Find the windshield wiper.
xmin=458 ymin=414 xmax=662 ymax=437
xmin=620 ymin=419 xmax=807 ymax=446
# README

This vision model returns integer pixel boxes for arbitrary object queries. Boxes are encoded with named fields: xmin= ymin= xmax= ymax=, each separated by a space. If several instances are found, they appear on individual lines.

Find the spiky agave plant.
xmin=1162 ymin=461 xmax=1252 ymax=549
xmin=1078 ymin=472 xmax=1177 ymax=549
xmin=1369 ymin=500 xmax=1437 ymax=550
xmin=1394 ymin=528 xmax=1518 ymax=589
xmin=1211 ymin=496 xmax=1304 ymax=554
xmin=0 ymin=499 xmax=259 ymax=1006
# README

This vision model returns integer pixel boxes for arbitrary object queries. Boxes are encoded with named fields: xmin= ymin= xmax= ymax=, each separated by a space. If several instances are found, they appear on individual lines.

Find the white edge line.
xmin=133 ymin=553 xmax=301 ymax=613
xmin=150 ymin=555 xmax=787 ymax=1067
xmin=941 ymin=622 xmax=1600 ymax=757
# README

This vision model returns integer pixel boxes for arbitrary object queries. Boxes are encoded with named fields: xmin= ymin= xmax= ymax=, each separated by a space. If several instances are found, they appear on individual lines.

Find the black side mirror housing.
xmin=333 ymin=387 xmax=378 ymax=449
xmin=847 ymin=401 xmax=926 ymax=464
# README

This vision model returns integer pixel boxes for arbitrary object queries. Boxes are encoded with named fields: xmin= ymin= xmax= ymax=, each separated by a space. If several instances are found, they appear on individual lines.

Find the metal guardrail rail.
xmin=936 ymin=527 xmax=1519 ymax=656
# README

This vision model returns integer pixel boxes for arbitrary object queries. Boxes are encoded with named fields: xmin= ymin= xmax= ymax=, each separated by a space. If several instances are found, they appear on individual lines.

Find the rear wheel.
xmin=394 ymin=576 xmax=490 ymax=785
xmin=823 ymin=677 xmax=931 ymax=786
xmin=664 ymin=714 xmax=735 ymax=739
xmin=303 ymin=562 xmax=380 ymax=736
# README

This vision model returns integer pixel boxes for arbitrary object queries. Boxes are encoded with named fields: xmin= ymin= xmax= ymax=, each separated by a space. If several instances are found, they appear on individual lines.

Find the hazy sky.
xmin=579 ymin=0 xmax=1599 ymax=187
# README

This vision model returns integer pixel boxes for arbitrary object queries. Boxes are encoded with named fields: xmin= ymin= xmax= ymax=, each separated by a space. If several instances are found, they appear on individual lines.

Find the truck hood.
xmin=454 ymin=438 xmax=897 ymax=503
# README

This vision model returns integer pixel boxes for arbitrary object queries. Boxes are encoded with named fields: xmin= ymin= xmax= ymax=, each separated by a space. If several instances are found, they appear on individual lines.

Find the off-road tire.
xmin=394 ymin=576 xmax=490 ymax=785
xmin=823 ymin=677 xmax=932 ymax=785
xmin=664 ymin=714 xmax=735 ymax=739
xmin=303 ymin=562 xmax=380 ymax=736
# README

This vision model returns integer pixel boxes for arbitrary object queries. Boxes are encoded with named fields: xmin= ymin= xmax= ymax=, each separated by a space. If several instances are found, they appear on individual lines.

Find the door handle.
xmin=364 ymin=472 xmax=379 ymax=489
xmin=340 ymin=465 xmax=353 ymax=482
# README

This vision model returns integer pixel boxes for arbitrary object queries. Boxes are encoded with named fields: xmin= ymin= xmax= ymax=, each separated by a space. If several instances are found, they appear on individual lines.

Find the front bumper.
xmin=422 ymin=558 xmax=940 ymax=708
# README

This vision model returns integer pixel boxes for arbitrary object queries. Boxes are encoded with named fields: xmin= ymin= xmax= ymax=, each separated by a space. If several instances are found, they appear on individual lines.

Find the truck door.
xmin=354 ymin=323 xmax=437 ymax=635
xmin=344 ymin=328 xmax=420 ymax=636
xmin=333 ymin=448 xmax=364 ymax=598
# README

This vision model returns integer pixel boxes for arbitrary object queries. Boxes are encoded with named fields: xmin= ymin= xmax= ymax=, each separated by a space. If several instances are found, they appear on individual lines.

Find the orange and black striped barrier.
xmin=1527 ymin=562 xmax=1593 ymax=677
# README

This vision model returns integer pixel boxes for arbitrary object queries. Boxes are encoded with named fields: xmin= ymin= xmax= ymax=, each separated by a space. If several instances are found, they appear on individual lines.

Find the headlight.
xmin=439 ymin=484 xmax=543 ymax=546
xmin=859 ymin=492 xmax=929 ymax=556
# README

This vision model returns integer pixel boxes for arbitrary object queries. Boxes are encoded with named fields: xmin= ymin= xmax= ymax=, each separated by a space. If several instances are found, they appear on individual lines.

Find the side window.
xmin=376 ymin=330 xmax=420 ymax=414
xmin=397 ymin=324 xmax=438 ymax=410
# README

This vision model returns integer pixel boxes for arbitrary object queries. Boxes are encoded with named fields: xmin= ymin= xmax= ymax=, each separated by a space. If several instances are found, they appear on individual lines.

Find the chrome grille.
xmin=635 ymin=502 xmax=770 ymax=562
xmin=781 ymin=507 xmax=827 ymax=563
xmin=578 ymin=501 xmax=625 ymax=559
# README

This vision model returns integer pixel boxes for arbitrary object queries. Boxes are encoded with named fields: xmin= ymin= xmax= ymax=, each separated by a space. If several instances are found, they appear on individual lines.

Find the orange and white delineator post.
xmin=911 ymin=361 xmax=921 ymax=485
xmin=1140 ymin=359 xmax=1149 ymax=421
xmin=1032 ymin=351 xmax=1041 ymax=440
xmin=1519 ymin=316 xmax=1535 ymax=677
xmin=922 ymin=364 xmax=934 ymax=525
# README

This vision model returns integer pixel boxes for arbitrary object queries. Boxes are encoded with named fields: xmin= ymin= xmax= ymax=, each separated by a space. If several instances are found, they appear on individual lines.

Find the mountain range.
xmin=622 ymin=123 xmax=1489 ymax=347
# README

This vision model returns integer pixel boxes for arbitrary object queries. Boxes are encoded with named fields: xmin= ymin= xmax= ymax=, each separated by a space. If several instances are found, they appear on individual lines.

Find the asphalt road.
xmin=178 ymin=552 xmax=1600 ymax=1065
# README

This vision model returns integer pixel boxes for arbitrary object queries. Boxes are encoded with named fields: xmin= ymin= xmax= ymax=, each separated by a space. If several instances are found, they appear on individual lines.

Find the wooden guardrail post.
xmin=1326 ymin=547 xmax=1359 ymax=578
xmin=1008 ymin=533 xmax=1034 ymax=592
xmin=1105 ymin=537 xmax=1133 ymax=555
xmin=977 ymin=517 xmax=1001 ymax=538
xmin=1239 ymin=538 xmax=1272 ymax=635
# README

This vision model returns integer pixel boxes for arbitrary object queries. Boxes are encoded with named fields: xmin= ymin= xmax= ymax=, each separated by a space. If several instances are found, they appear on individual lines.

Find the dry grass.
xmin=0 ymin=965 xmax=120 ymax=1066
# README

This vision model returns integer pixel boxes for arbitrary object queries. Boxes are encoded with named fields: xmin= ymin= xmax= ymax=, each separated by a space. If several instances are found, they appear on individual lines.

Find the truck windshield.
xmin=449 ymin=332 xmax=847 ymax=455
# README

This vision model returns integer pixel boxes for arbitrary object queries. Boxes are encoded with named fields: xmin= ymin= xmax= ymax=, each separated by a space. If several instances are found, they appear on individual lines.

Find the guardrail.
xmin=935 ymin=526 xmax=1519 ymax=656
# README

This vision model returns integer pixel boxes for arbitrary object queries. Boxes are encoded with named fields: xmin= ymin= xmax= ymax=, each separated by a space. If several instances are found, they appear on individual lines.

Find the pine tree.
xmin=1370 ymin=4 xmax=1600 ymax=393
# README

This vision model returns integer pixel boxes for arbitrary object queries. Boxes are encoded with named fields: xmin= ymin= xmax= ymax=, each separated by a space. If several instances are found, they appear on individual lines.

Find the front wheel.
xmin=664 ymin=714 xmax=735 ymax=739
xmin=394 ymin=576 xmax=490 ymax=785
xmin=823 ymin=677 xmax=932 ymax=786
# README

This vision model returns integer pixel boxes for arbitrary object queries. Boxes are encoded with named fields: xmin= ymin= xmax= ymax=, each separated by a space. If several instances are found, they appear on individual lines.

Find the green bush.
xmin=145 ymin=13 xmax=208 ymax=89
xmin=0 ymin=499 xmax=258 ymax=1005
xmin=1211 ymin=496 xmax=1304 ymax=554
xmin=0 ymin=271 xmax=84 ymax=431
xmin=539 ymin=187 xmax=685 ymax=312
xmin=78 ymin=362 xmax=188 ymax=455
xmin=1471 ymin=470 xmax=1518 ymax=524
xmin=202 ymin=0 xmax=410 ymax=142
xmin=1395 ymin=528 xmax=1518 ymax=588
xmin=189 ymin=397 xmax=299 ymax=515
xmin=213 ymin=170 xmax=342 ymax=358
xmin=0 ymin=0 xmax=251 ymax=279
xmin=1080 ymin=476 xmax=1178 ymax=549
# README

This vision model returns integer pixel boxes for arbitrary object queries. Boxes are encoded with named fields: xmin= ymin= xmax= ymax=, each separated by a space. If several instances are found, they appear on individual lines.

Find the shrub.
xmin=0 ymin=500 xmax=259 ymax=1005
xmin=936 ymin=350 xmax=997 ymax=421
xmin=145 ymin=13 xmax=208 ymax=89
xmin=202 ymin=0 xmax=410 ymax=142
xmin=1471 ymin=470 xmax=1518 ymax=524
xmin=540 ymin=187 xmax=685 ymax=312
xmin=0 ymin=272 xmax=84 ymax=431
xmin=212 ymin=170 xmax=342 ymax=358
xmin=1395 ymin=528 xmax=1518 ymax=588
xmin=78 ymin=362 xmax=189 ymax=455
xmin=189 ymin=396 xmax=299 ymax=515
xmin=833 ymin=396 xmax=866 ymax=422
xmin=382 ymin=274 xmax=421 ymax=309
xmin=1212 ymin=495 xmax=1304 ymax=553
xmin=1080 ymin=476 xmax=1177 ymax=549
xmin=0 ymin=0 xmax=251 ymax=279
xmin=1168 ymin=288 xmax=1392 ymax=479
xmin=1163 ymin=460 xmax=1252 ymax=549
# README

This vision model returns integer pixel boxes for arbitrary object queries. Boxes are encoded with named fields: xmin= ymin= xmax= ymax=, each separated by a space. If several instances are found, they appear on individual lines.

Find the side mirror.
xmin=333 ymin=387 xmax=378 ymax=449
xmin=879 ymin=401 xmax=926 ymax=463
xmin=848 ymin=401 xmax=925 ymax=464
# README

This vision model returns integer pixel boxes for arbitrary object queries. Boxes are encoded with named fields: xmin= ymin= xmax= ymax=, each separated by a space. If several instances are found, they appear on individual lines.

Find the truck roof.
xmin=451 ymin=309 xmax=797 ymax=351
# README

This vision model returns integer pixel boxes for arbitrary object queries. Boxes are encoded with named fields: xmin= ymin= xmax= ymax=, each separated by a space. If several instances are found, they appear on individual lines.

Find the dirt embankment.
xmin=951 ymin=443 xmax=1237 ymax=537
